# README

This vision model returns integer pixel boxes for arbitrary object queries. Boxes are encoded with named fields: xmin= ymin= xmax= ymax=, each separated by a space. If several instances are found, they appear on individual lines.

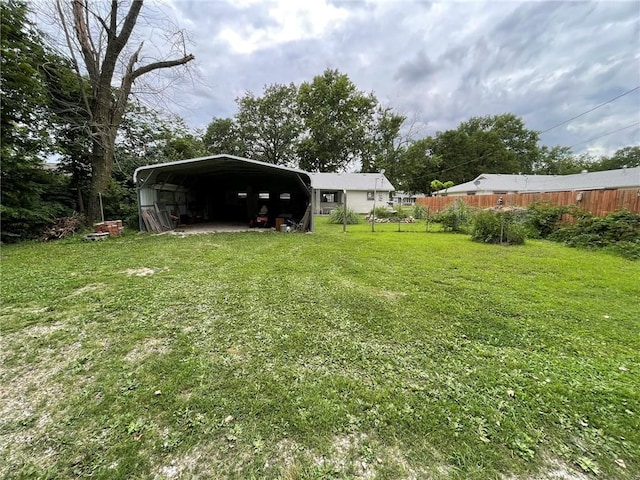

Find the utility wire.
xmin=568 ymin=122 xmax=640 ymax=149
xmin=540 ymin=86 xmax=640 ymax=134
xmin=415 ymin=90 xmax=640 ymax=180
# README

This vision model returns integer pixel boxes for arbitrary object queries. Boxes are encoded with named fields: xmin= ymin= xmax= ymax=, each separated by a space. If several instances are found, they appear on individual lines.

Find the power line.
xmin=568 ymin=122 xmax=640 ymax=149
xmin=540 ymin=86 xmax=640 ymax=134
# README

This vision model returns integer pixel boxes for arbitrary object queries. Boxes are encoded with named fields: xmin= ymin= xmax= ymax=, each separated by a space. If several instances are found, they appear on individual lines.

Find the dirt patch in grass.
xmin=378 ymin=289 xmax=407 ymax=301
xmin=503 ymin=456 xmax=591 ymax=479
xmin=124 ymin=338 xmax=171 ymax=363
xmin=70 ymin=283 xmax=105 ymax=296
xmin=0 ymin=325 xmax=83 ymax=477
xmin=122 ymin=267 xmax=169 ymax=277
xmin=153 ymin=443 xmax=251 ymax=479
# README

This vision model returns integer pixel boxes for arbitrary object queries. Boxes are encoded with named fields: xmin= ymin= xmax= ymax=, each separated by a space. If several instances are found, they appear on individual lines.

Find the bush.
xmin=525 ymin=201 xmax=576 ymax=238
xmin=369 ymin=206 xmax=394 ymax=219
xmin=471 ymin=210 xmax=526 ymax=245
xmin=412 ymin=203 xmax=427 ymax=220
xmin=434 ymin=199 xmax=472 ymax=233
xmin=327 ymin=206 xmax=361 ymax=224
xmin=550 ymin=210 xmax=640 ymax=259
xmin=102 ymin=180 xmax=139 ymax=227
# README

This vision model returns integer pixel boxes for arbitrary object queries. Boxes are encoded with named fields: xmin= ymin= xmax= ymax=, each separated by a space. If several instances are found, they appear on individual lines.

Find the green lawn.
xmin=1 ymin=219 xmax=639 ymax=479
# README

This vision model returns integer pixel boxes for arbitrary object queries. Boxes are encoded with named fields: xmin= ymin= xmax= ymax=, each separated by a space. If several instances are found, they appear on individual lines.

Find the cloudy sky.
xmin=45 ymin=0 xmax=640 ymax=158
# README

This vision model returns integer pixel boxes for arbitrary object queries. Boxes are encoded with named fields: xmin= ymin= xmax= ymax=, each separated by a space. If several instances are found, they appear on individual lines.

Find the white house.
xmin=435 ymin=167 xmax=640 ymax=196
xmin=307 ymin=172 xmax=395 ymax=214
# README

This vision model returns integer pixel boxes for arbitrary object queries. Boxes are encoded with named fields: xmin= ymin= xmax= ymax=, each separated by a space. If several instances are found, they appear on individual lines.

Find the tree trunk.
xmin=87 ymin=123 xmax=116 ymax=224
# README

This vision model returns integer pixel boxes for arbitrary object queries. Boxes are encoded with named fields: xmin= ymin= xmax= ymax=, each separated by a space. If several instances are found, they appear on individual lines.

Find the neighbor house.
xmin=307 ymin=172 xmax=395 ymax=215
xmin=434 ymin=167 xmax=640 ymax=196
xmin=391 ymin=191 xmax=427 ymax=207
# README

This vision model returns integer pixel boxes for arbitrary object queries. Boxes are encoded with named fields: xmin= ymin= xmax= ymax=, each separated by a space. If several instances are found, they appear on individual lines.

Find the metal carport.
xmin=133 ymin=155 xmax=314 ymax=232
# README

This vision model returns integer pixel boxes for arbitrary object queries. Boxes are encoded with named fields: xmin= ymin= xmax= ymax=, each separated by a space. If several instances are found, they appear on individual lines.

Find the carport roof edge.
xmin=133 ymin=154 xmax=312 ymax=186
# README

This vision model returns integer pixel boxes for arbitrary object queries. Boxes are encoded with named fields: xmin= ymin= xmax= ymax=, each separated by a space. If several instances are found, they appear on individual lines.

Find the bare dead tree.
xmin=54 ymin=0 xmax=194 ymax=223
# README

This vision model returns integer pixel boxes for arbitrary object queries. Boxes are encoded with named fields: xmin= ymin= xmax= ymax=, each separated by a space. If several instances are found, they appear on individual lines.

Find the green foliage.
xmin=203 ymin=117 xmax=246 ymax=156
xmin=434 ymin=199 xmax=472 ymax=233
xmin=430 ymin=179 xmax=454 ymax=192
xmin=0 ymin=1 xmax=75 ymax=241
xmin=396 ymin=114 xmax=540 ymax=194
xmin=550 ymin=210 xmax=640 ymax=259
xmin=596 ymin=146 xmax=640 ymax=170
xmin=327 ymin=205 xmax=361 ymax=224
xmin=361 ymin=106 xmax=406 ymax=176
xmin=471 ymin=210 xmax=526 ymax=245
xmin=236 ymin=83 xmax=301 ymax=166
xmin=370 ymin=206 xmax=395 ymax=219
xmin=412 ymin=203 xmax=427 ymax=219
xmin=368 ymin=205 xmax=411 ymax=220
xmin=524 ymin=202 xmax=574 ymax=238
xmin=101 ymin=180 xmax=139 ymax=227
xmin=297 ymin=69 xmax=378 ymax=172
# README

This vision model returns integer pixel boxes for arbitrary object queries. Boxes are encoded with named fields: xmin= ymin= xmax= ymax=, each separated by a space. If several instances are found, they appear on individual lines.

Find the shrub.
xmin=102 ymin=180 xmax=139 ymax=227
xmin=369 ymin=206 xmax=394 ymax=219
xmin=525 ymin=201 xmax=576 ymax=238
xmin=327 ymin=206 xmax=361 ymax=224
xmin=412 ymin=203 xmax=427 ymax=220
xmin=472 ymin=210 xmax=526 ymax=245
xmin=435 ymin=199 xmax=472 ymax=233
xmin=550 ymin=210 xmax=640 ymax=259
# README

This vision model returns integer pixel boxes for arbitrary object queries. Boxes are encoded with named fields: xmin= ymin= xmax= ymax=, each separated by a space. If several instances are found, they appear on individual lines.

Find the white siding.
xmin=346 ymin=190 xmax=389 ymax=214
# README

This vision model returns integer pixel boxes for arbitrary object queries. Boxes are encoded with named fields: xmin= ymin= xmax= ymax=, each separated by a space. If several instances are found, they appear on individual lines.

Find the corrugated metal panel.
xmin=139 ymin=188 xmax=157 ymax=207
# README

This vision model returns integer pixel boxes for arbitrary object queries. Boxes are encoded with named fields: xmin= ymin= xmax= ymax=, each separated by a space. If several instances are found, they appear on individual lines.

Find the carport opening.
xmin=136 ymin=156 xmax=312 ymax=232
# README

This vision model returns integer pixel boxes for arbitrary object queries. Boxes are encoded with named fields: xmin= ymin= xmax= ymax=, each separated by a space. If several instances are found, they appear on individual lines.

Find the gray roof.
xmin=308 ymin=172 xmax=395 ymax=191
xmin=441 ymin=167 xmax=640 ymax=195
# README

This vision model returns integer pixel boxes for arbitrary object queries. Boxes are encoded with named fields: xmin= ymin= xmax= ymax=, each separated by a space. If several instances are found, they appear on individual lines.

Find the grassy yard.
xmin=1 ymin=219 xmax=639 ymax=479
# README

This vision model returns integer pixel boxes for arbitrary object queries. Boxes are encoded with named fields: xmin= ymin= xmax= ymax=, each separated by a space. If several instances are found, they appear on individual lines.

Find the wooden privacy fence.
xmin=416 ymin=189 xmax=640 ymax=217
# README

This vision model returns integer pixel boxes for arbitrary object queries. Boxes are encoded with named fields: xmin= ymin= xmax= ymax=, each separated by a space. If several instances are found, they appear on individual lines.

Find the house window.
xmin=258 ymin=192 xmax=270 ymax=200
xmin=280 ymin=193 xmax=291 ymax=200
xmin=321 ymin=192 xmax=336 ymax=203
xmin=378 ymin=192 xmax=384 ymax=201
xmin=237 ymin=192 xmax=247 ymax=199
xmin=367 ymin=191 xmax=374 ymax=200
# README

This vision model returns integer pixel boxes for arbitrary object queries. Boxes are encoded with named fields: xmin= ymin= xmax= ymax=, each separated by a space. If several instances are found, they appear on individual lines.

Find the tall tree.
xmin=396 ymin=138 xmax=443 ymax=193
xmin=458 ymin=114 xmax=540 ymax=174
xmin=236 ymin=83 xmax=301 ymax=166
xmin=297 ymin=69 xmax=377 ymax=172
xmin=203 ymin=117 xmax=246 ymax=157
xmin=54 ymin=0 xmax=194 ymax=222
xmin=533 ymin=145 xmax=585 ymax=174
xmin=361 ymin=106 xmax=406 ymax=175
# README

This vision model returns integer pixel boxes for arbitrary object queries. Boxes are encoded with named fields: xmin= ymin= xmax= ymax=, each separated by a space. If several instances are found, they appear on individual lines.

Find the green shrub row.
xmin=427 ymin=200 xmax=639 ymax=258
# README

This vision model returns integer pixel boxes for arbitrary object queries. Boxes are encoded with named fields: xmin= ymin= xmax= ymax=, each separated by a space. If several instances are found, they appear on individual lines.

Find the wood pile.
xmin=141 ymin=209 xmax=166 ymax=233
xmin=41 ymin=214 xmax=83 ymax=241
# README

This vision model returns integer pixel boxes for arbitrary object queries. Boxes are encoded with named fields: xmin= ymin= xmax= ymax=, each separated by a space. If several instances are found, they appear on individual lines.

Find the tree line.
xmin=2 ymin=0 xmax=638 ymax=242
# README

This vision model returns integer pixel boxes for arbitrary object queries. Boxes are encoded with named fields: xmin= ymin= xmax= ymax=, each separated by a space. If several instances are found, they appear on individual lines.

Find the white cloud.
xmin=218 ymin=0 xmax=350 ymax=54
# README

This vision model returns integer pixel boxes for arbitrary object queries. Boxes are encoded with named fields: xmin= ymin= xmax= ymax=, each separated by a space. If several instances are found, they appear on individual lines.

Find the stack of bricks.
xmin=94 ymin=220 xmax=123 ymax=237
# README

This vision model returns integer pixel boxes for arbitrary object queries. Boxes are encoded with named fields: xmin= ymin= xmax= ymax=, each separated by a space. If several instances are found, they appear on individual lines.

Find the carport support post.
xmin=343 ymin=189 xmax=347 ymax=233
